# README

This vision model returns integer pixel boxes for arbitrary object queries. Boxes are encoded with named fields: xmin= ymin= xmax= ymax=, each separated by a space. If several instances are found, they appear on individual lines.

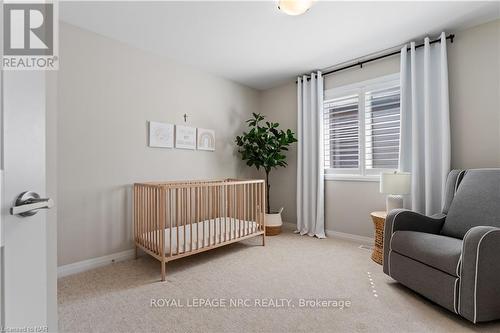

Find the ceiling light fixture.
xmin=278 ymin=0 xmax=315 ymax=16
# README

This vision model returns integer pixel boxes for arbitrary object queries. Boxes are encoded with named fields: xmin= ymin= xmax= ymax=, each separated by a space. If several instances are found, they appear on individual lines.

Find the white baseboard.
xmin=58 ymin=249 xmax=135 ymax=278
xmin=325 ymin=230 xmax=373 ymax=244
xmin=284 ymin=222 xmax=373 ymax=244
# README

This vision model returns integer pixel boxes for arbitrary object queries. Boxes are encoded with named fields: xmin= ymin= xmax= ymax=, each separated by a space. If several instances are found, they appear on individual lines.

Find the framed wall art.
xmin=148 ymin=121 xmax=174 ymax=148
xmin=175 ymin=125 xmax=197 ymax=150
xmin=197 ymin=128 xmax=216 ymax=151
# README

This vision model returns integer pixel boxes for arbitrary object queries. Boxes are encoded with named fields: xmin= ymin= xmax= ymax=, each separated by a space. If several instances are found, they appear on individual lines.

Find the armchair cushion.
xmin=391 ymin=231 xmax=462 ymax=277
xmin=441 ymin=169 xmax=500 ymax=239
xmin=383 ymin=209 xmax=446 ymax=275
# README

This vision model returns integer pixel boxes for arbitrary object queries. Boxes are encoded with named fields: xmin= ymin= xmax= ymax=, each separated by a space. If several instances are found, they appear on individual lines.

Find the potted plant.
xmin=235 ymin=113 xmax=297 ymax=235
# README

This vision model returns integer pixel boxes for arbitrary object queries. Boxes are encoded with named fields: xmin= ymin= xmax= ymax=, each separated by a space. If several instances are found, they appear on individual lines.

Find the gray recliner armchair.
xmin=383 ymin=169 xmax=500 ymax=323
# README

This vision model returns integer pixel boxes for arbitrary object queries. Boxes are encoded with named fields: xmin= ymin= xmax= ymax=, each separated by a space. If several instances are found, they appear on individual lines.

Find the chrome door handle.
xmin=10 ymin=191 xmax=54 ymax=217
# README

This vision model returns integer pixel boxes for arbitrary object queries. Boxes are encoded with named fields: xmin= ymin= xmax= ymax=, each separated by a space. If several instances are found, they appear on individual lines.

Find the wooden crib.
xmin=134 ymin=179 xmax=266 ymax=281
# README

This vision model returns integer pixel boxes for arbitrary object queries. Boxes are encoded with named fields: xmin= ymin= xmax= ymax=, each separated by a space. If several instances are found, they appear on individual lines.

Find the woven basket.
xmin=370 ymin=212 xmax=386 ymax=265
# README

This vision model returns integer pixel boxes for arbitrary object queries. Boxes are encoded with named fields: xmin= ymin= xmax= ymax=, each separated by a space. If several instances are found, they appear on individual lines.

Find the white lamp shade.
xmin=278 ymin=0 xmax=314 ymax=16
xmin=380 ymin=172 xmax=411 ymax=195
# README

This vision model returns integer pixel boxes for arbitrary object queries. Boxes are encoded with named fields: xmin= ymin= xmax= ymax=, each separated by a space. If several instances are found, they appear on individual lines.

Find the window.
xmin=324 ymin=74 xmax=400 ymax=179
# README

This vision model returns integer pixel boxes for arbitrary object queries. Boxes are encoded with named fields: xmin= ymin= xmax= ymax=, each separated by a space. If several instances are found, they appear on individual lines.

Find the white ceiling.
xmin=60 ymin=1 xmax=500 ymax=90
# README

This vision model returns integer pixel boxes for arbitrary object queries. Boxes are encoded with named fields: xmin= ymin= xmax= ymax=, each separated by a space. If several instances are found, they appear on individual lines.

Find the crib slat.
xmin=202 ymin=186 xmax=206 ymax=248
xmin=208 ymin=186 xmax=212 ymax=246
xmin=247 ymin=183 xmax=250 ymax=235
xmin=259 ymin=182 xmax=263 ymax=231
xmin=184 ymin=187 xmax=188 ymax=252
xmin=237 ymin=184 xmax=240 ymax=238
xmin=217 ymin=186 xmax=220 ymax=244
xmin=155 ymin=187 xmax=158 ymax=255
xmin=160 ymin=187 xmax=165 ymax=258
xmin=223 ymin=184 xmax=226 ymax=241
xmin=154 ymin=187 xmax=157 ymax=252
xmin=197 ymin=187 xmax=200 ymax=249
xmin=225 ymin=184 xmax=228 ymax=241
xmin=240 ymin=184 xmax=245 ymax=237
xmin=254 ymin=183 xmax=257 ymax=233
xmin=158 ymin=187 xmax=161 ymax=255
xmin=145 ymin=186 xmax=149 ymax=249
xmin=238 ymin=184 xmax=241 ymax=238
xmin=155 ymin=187 xmax=159 ymax=249
xmin=150 ymin=186 xmax=153 ymax=250
xmin=217 ymin=186 xmax=220 ymax=243
xmin=251 ymin=183 xmax=255 ymax=233
xmin=262 ymin=182 xmax=265 ymax=232
xmin=146 ymin=186 xmax=149 ymax=249
xmin=180 ymin=187 xmax=183 ymax=254
xmin=155 ymin=188 xmax=161 ymax=255
xmin=141 ymin=186 xmax=145 ymax=248
xmin=151 ymin=186 xmax=154 ymax=251
xmin=156 ymin=187 xmax=160 ymax=255
xmin=230 ymin=185 xmax=234 ymax=240
xmin=149 ymin=186 xmax=153 ymax=250
xmin=214 ymin=186 xmax=217 ymax=244
xmin=175 ymin=189 xmax=181 ymax=254
xmin=189 ymin=187 xmax=192 ymax=252
xmin=169 ymin=188 xmax=173 ymax=257
xmin=244 ymin=184 xmax=247 ymax=236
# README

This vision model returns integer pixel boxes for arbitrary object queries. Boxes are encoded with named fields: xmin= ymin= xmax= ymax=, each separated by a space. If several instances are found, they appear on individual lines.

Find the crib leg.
xmin=135 ymin=245 xmax=139 ymax=259
xmin=262 ymin=233 xmax=266 ymax=246
xmin=161 ymin=261 xmax=166 ymax=282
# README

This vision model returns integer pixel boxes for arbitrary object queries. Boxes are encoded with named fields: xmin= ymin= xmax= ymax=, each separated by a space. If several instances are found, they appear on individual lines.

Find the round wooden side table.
xmin=370 ymin=211 xmax=387 ymax=265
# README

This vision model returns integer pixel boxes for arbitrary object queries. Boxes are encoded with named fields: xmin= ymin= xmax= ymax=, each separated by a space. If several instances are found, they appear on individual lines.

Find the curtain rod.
xmin=299 ymin=34 xmax=454 ymax=80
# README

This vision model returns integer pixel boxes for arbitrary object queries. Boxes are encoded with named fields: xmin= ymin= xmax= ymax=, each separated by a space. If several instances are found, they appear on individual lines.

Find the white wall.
xmin=260 ymin=19 xmax=500 ymax=238
xmin=448 ymin=19 xmax=500 ymax=168
xmin=56 ymin=23 xmax=260 ymax=266
xmin=257 ymin=82 xmax=297 ymax=222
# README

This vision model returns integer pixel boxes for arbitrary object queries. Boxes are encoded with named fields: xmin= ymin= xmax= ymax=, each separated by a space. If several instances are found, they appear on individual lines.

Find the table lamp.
xmin=380 ymin=171 xmax=411 ymax=213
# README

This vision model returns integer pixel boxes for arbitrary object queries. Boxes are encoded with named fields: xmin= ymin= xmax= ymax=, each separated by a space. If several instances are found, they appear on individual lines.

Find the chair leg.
xmin=161 ymin=260 xmax=166 ymax=282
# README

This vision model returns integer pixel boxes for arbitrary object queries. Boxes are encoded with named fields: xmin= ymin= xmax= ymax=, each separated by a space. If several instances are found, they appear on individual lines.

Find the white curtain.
xmin=399 ymin=32 xmax=451 ymax=215
xmin=296 ymin=71 xmax=326 ymax=238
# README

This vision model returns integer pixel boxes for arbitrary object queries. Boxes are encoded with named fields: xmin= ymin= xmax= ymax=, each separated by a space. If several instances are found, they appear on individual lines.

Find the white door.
xmin=2 ymin=70 xmax=53 ymax=330
xmin=0 ymin=3 xmax=57 ymax=331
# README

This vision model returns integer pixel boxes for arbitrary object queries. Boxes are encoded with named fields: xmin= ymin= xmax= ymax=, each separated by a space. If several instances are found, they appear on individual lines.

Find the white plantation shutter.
xmin=364 ymin=85 xmax=400 ymax=170
xmin=324 ymin=94 xmax=359 ymax=170
xmin=324 ymin=74 xmax=400 ymax=176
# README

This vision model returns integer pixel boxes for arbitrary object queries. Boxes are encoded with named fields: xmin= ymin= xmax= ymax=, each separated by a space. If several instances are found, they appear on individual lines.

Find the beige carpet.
xmin=58 ymin=229 xmax=500 ymax=333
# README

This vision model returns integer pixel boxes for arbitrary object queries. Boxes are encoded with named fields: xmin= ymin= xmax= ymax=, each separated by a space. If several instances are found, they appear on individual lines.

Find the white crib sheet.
xmin=145 ymin=218 xmax=258 ymax=255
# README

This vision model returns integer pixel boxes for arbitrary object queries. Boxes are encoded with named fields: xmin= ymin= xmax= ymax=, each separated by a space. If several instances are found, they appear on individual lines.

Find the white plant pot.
xmin=266 ymin=212 xmax=283 ymax=227
xmin=265 ymin=208 xmax=283 ymax=236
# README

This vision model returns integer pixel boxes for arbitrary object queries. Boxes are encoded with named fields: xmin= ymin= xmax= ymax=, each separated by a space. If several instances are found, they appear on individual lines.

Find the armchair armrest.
xmin=459 ymin=226 xmax=500 ymax=323
xmin=383 ymin=209 xmax=446 ymax=275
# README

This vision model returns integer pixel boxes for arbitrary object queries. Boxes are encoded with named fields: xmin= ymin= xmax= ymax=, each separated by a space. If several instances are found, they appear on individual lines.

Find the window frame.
xmin=323 ymin=73 xmax=401 ymax=181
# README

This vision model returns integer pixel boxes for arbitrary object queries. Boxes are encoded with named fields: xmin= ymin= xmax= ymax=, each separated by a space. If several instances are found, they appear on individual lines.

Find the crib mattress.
xmin=144 ymin=218 xmax=258 ymax=255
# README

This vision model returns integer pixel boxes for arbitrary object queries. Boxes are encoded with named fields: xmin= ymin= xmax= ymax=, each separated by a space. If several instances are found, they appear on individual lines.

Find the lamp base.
xmin=386 ymin=195 xmax=404 ymax=213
